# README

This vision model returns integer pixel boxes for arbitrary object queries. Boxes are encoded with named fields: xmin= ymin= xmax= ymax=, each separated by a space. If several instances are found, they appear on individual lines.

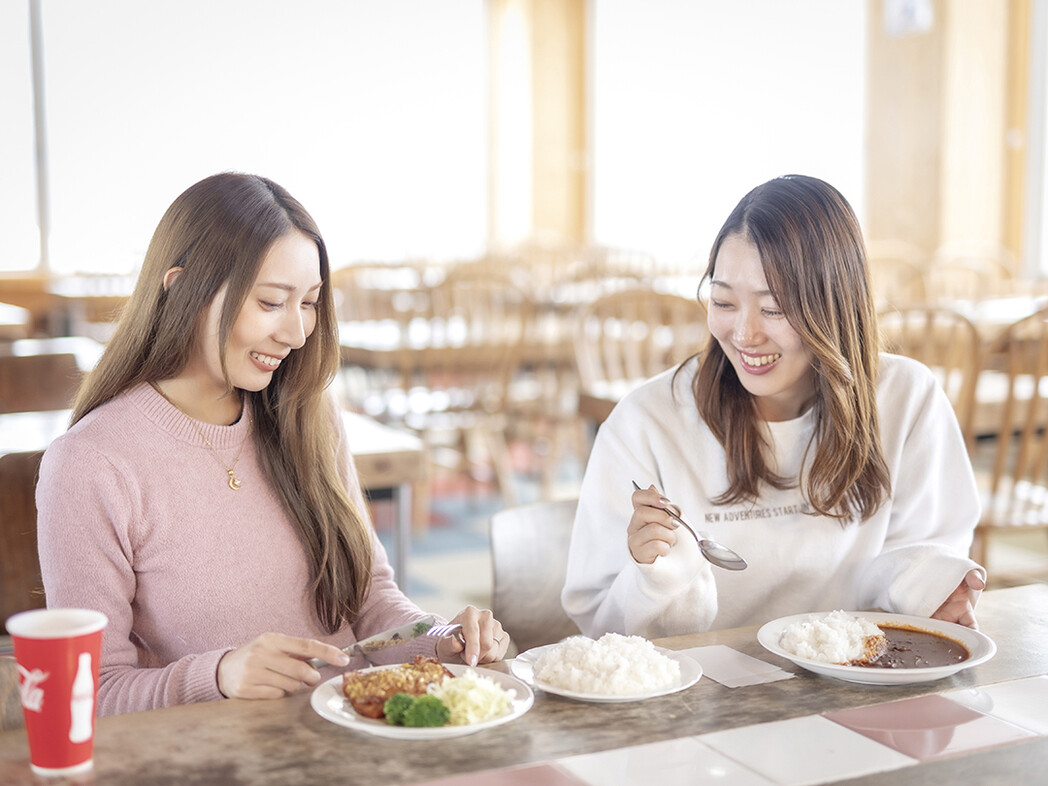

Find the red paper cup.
xmin=5 ymin=608 xmax=108 ymax=776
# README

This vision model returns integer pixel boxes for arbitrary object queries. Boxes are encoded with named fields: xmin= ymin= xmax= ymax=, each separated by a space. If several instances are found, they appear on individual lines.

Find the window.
xmin=1 ymin=0 xmax=486 ymax=275
xmin=591 ymin=0 xmax=867 ymax=268
xmin=0 ymin=1 xmax=39 ymax=272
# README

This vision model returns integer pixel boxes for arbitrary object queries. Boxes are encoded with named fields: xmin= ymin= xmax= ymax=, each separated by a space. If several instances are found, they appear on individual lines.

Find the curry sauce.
xmin=862 ymin=625 xmax=970 ymax=669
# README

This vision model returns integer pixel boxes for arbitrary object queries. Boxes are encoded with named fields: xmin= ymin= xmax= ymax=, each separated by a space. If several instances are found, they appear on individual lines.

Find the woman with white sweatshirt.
xmin=562 ymin=174 xmax=985 ymax=640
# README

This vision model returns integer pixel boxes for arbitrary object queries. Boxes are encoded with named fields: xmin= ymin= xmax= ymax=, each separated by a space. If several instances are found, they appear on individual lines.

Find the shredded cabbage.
xmin=428 ymin=669 xmax=514 ymax=725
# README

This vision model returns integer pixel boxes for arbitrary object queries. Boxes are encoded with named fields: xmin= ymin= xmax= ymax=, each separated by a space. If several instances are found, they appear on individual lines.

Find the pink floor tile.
xmin=824 ymin=693 xmax=1036 ymax=761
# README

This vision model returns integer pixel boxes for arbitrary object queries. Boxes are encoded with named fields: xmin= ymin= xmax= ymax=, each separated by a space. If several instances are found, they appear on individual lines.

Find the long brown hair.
xmin=73 ymin=172 xmax=373 ymax=633
xmin=692 ymin=174 xmax=890 ymax=521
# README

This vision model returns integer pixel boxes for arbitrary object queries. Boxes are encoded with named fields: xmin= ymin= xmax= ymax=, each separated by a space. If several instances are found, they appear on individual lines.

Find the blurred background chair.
xmin=574 ymin=289 xmax=709 ymax=431
xmin=867 ymin=245 xmax=928 ymax=310
xmin=1 ymin=656 xmax=23 ymax=731
xmin=927 ymin=245 xmax=1016 ymax=303
xmin=489 ymin=498 xmax=580 ymax=654
xmin=0 ymin=450 xmax=46 ymax=631
xmin=397 ymin=267 xmax=532 ymax=506
xmin=878 ymin=304 xmax=981 ymax=448
xmin=331 ymin=261 xmax=439 ymax=414
xmin=867 ymin=239 xmax=928 ymax=268
xmin=967 ymin=308 xmax=1048 ymax=577
xmin=0 ymin=353 xmax=81 ymax=414
xmin=575 ymin=289 xmax=709 ymax=391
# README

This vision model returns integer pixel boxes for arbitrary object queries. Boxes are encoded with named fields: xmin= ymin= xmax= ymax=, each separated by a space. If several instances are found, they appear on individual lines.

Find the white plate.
xmin=310 ymin=663 xmax=534 ymax=739
xmin=510 ymin=644 xmax=702 ymax=703
xmin=757 ymin=611 xmax=997 ymax=686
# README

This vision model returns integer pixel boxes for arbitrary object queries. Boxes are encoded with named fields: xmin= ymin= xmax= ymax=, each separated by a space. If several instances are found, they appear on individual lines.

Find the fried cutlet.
xmin=341 ymin=656 xmax=453 ymax=719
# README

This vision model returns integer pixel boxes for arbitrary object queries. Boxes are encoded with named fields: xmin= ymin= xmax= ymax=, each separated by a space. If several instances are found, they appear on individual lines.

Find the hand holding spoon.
xmin=631 ymin=480 xmax=748 ymax=571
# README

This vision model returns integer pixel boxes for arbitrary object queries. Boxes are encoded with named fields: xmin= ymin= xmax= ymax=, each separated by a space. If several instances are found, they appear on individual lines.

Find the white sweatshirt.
xmin=562 ymin=353 xmax=983 ymax=638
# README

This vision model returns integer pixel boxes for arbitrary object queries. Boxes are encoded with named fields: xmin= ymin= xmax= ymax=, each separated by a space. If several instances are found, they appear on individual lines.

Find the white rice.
xmin=532 ymin=633 xmax=681 ymax=695
xmin=778 ymin=610 xmax=884 ymax=664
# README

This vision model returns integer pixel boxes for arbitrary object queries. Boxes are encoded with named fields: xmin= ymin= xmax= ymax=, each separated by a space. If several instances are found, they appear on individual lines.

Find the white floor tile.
xmin=699 ymin=715 xmax=915 ymax=786
xmin=557 ymin=736 xmax=775 ymax=786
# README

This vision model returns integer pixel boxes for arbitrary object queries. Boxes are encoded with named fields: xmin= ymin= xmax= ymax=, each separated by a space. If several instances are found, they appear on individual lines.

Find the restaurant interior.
xmin=3 ymin=2 xmax=1048 ymax=784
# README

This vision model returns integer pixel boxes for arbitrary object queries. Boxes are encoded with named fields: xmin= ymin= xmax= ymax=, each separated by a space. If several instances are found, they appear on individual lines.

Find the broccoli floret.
xmin=401 ymin=694 xmax=450 ymax=727
xmin=383 ymin=692 xmax=416 ymax=725
xmin=411 ymin=621 xmax=433 ymax=637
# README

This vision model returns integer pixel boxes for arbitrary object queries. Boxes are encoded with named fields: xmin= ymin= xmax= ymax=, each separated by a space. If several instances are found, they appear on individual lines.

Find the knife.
xmin=308 ymin=615 xmax=439 ymax=668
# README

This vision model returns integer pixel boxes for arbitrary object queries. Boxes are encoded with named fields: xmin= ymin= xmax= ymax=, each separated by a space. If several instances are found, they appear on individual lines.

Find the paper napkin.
xmin=680 ymin=644 xmax=795 ymax=687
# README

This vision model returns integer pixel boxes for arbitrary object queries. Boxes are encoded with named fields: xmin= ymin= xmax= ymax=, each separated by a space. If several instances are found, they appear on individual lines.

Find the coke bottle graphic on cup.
xmin=69 ymin=651 xmax=95 ymax=743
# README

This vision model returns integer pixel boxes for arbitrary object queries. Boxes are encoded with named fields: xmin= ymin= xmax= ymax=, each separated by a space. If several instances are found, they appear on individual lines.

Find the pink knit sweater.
xmin=36 ymin=383 xmax=437 ymax=716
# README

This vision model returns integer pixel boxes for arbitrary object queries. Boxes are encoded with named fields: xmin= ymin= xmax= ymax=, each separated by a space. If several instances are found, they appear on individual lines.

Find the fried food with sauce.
xmin=341 ymin=656 xmax=453 ymax=719
xmin=848 ymin=632 xmax=889 ymax=666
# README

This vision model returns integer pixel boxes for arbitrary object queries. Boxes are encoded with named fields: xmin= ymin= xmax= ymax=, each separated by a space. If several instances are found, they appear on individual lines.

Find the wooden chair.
xmin=868 ymin=255 xmax=927 ymax=309
xmin=1 ymin=655 xmax=23 ymax=731
xmin=0 ymin=353 xmax=81 ymax=414
xmin=331 ymin=261 xmax=437 ymax=415
xmin=581 ymin=244 xmax=659 ymax=280
xmin=932 ymin=241 xmax=1017 ymax=274
xmin=926 ymin=251 xmax=1015 ymax=302
xmin=399 ymin=268 xmax=532 ymax=505
xmin=866 ymin=239 xmax=928 ymax=268
xmin=490 ymin=499 xmax=580 ymax=655
xmin=329 ymin=261 xmax=436 ymax=325
xmin=878 ymin=305 xmax=981 ymax=447
xmin=574 ymin=289 xmax=709 ymax=392
xmin=967 ymin=308 xmax=1048 ymax=575
xmin=0 ymin=451 xmax=46 ymax=632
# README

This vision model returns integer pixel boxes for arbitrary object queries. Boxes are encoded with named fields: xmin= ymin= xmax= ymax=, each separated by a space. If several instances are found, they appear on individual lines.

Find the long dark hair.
xmin=692 ymin=174 xmax=890 ymax=521
xmin=73 ymin=172 xmax=373 ymax=632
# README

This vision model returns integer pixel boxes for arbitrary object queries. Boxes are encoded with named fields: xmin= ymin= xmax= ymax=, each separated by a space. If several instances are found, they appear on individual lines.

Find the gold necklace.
xmin=151 ymin=383 xmax=249 ymax=491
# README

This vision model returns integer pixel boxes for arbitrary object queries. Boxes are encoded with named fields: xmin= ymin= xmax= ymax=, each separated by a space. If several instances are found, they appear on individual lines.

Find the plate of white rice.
xmin=510 ymin=633 xmax=702 ymax=703
xmin=757 ymin=611 xmax=996 ymax=685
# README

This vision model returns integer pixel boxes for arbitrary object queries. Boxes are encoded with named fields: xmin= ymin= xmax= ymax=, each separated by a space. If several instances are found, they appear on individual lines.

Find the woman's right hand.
xmin=217 ymin=633 xmax=350 ymax=700
xmin=627 ymin=484 xmax=681 ymax=564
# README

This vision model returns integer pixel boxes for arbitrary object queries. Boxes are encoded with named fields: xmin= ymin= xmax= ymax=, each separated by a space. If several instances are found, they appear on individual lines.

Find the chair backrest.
xmin=422 ymin=269 xmax=532 ymax=412
xmin=878 ymin=304 xmax=981 ymax=446
xmin=490 ymin=498 xmax=580 ymax=653
xmin=0 ymin=353 xmax=81 ymax=414
xmin=574 ymin=289 xmax=708 ymax=391
xmin=0 ymin=450 xmax=46 ymax=630
xmin=329 ymin=261 xmax=436 ymax=325
xmin=926 ymin=256 xmax=1014 ymax=302
xmin=969 ymin=308 xmax=1048 ymax=531
xmin=869 ymin=256 xmax=927 ymax=308
xmin=0 ymin=656 xmax=23 ymax=731
xmin=866 ymin=239 xmax=927 ymax=268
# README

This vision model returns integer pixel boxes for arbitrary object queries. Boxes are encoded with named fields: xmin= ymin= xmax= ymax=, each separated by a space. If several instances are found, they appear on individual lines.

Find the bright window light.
xmin=2 ymin=0 xmax=486 ymax=275
xmin=592 ymin=0 xmax=867 ymax=270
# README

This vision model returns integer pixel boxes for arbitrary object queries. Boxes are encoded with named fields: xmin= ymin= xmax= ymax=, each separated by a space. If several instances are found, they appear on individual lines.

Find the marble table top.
xmin=1 ymin=584 xmax=1045 ymax=785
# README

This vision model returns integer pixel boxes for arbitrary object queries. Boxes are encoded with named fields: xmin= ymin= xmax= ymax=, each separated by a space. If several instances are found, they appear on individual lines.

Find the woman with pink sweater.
xmin=36 ymin=173 xmax=508 ymax=716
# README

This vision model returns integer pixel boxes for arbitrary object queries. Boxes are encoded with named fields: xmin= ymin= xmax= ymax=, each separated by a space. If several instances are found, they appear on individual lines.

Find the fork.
xmin=426 ymin=622 xmax=466 ymax=646
xmin=309 ymin=622 xmax=466 ymax=668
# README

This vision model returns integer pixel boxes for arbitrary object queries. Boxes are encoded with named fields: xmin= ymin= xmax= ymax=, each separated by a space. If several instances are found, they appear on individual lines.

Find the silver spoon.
xmin=632 ymin=480 xmax=748 ymax=571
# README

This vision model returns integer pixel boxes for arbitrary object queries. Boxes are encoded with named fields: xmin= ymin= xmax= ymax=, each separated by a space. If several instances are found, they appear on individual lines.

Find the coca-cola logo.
xmin=16 ymin=665 xmax=50 ymax=713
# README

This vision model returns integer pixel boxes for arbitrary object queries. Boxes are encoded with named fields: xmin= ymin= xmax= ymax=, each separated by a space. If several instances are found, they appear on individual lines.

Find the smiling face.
xmin=707 ymin=233 xmax=816 ymax=421
xmin=166 ymin=230 xmax=322 ymax=422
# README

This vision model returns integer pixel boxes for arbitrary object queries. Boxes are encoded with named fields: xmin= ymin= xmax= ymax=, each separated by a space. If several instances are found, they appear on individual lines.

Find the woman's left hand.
xmin=931 ymin=569 xmax=985 ymax=629
xmin=434 ymin=605 xmax=509 ymax=667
